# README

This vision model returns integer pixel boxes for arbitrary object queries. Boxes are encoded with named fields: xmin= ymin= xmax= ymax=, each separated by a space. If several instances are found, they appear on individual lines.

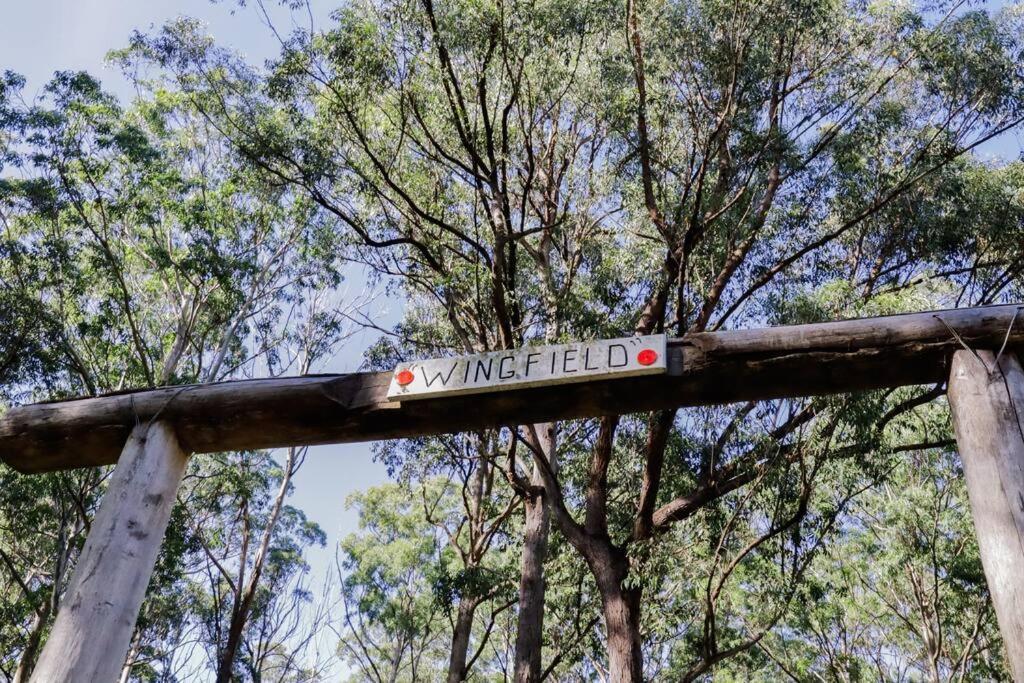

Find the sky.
xmin=0 ymin=0 xmax=393 ymax=606
xmin=0 ymin=0 xmax=328 ymax=99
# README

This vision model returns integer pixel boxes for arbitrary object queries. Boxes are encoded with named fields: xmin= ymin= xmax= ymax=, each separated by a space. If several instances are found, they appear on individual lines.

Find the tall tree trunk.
xmin=514 ymin=423 xmax=555 ymax=682
xmin=216 ymin=607 xmax=247 ymax=683
xmin=601 ymin=586 xmax=643 ymax=683
xmin=11 ymin=602 xmax=50 ymax=683
xmin=592 ymin=547 xmax=644 ymax=683
xmin=215 ymin=447 xmax=301 ymax=683
xmin=447 ymin=597 xmax=478 ymax=683
xmin=444 ymin=436 xmax=498 ymax=683
xmin=531 ymin=412 xmax=645 ymax=681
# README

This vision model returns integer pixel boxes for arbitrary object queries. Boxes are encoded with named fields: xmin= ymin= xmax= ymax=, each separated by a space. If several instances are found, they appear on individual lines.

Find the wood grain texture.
xmin=28 ymin=421 xmax=189 ymax=683
xmin=2 ymin=303 xmax=1021 ymax=474
xmin=948 ymin=350 xmax=1024 ymax=682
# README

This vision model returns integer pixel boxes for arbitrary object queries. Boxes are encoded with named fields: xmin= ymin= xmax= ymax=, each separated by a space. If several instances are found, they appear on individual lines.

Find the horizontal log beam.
xmin=1 ymin=304 xmax=1021 ymax=474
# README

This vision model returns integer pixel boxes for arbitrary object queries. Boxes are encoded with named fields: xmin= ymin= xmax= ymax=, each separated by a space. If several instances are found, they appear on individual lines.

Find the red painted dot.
xmin=396 ymin=369 xmax=415 ymax=386
xmin=637 ymin=349 xmax=658 ymax=366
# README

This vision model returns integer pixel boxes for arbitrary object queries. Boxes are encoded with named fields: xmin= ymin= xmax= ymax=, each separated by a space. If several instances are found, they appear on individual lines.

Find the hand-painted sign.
xmin=387 ymin=335 xmax=668 ymax=401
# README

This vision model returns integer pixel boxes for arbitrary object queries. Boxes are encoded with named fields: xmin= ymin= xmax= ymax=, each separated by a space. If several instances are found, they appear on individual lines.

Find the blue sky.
xmin=0 ymin=0 xmax=393 ymax=599
xmin=0 ymin=0 xmax=328 ymax=99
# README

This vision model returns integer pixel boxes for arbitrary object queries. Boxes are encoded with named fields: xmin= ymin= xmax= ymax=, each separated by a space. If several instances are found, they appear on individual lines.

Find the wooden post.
xmin=948 ymin=350 xmax=1024 ymax=681
xmin=29 ymin=421 xmax=189 ymax=683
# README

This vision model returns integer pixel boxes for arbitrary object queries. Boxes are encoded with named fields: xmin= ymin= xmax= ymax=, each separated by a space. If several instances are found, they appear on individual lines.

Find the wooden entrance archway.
xmin=2 ymin=303 xmax=1022 ymax=681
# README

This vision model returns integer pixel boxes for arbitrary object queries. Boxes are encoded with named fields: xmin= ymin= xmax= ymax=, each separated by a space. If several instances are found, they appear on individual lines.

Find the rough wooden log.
xmin=28 ymin=421 xmax=189 ymax=683
xmin=948 ymin=350 xmax=1024 ymax=681
xmin=1 ymin=303 xmax=1021 ymax=474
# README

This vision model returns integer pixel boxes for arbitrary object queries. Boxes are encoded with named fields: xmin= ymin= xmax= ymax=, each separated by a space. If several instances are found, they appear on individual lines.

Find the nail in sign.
xmin=387 ymin=335 xmax=668 ymax=401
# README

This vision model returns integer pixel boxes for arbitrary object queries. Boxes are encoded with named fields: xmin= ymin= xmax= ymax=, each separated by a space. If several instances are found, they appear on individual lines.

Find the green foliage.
xmin=0 ymin=64 xmax=353 ymax=681
xmin=751 ymin=443 xmax=1006 ymax=681
xmin=337 ymin=482 xmax=449 ymax=682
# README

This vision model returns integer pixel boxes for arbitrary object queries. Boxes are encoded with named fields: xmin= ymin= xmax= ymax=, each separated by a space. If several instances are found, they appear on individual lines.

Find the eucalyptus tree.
xmin=339 ymin=456 xmax=603 ymax=682
xmin=368 ymin=317 xmax=534 ymax=681
xmin=123 ymin=4 xmax=621 ymax=677
xmin=337 ymin=481 xmax=451 ymax=682
xmin=0 ymin=75 xmax=47 ymax=401
xmin=180 ymin=291 xmax=356 ymax=683
xmin=0 ymin=69 xmax=358 ymax=681
xmin=123 ymin=0 xmax=1024 ymax=680
xmin=758 ymin=446 xmax=1006 ymax=681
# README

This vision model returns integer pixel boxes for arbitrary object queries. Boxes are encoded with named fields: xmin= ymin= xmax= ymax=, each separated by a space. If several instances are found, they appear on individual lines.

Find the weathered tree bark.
xmin=947 ymin=350 xmax=1024 ymax=682
xmin=530 ymin=413 xmax=644 ymax=683
xmin=514 ymin=423 xmax=555 ymax=682
xmin=4 ymin=303 xmax=1022 ymax=474
xmin=589 ymin=544 xmax=643 ymax=683
xmin=602 ymin=587 xmax=643 ymax=683
xmin=29 ymin=421 xmax=189 ymax=683
xmin=447 ymin=597 xmax=478 ymax=683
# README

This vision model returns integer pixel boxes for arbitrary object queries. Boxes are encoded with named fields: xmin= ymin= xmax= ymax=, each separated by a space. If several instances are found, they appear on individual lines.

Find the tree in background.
xmin=759 ymin=446 xmax=1005 ymax=681
xmin=336 ymin=481 xmax=449 ymax=682
xmin=0 ymin=68 xmax=364 ymax=681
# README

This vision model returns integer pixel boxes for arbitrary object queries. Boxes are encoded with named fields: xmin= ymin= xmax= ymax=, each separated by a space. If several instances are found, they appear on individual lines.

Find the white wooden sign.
xmin=387 ymin=335 xmax=668 ymax=401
